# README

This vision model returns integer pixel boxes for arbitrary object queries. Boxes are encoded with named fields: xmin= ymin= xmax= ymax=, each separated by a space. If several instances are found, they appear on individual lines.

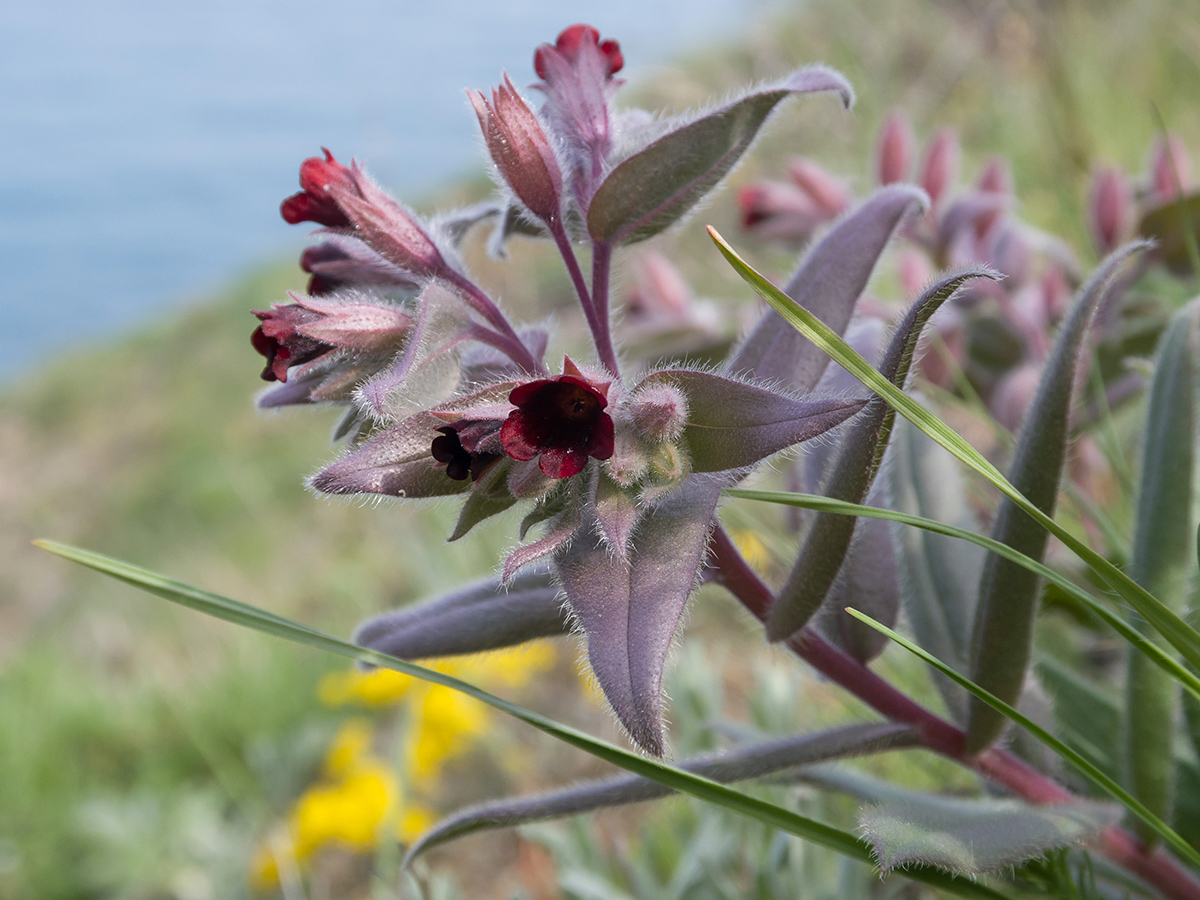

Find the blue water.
xmin=0 ymin=0 xmax=770 ymax=381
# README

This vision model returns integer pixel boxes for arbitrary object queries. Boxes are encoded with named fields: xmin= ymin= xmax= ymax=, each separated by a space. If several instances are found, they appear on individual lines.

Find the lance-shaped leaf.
xmin=554 ymin=486 xmax=717 ymax=755
xmin=357 ymin=282 xmax=472 ymax=418
xmin=405 ymin=722 xmax=914 ymax=864
xmin=310 ymin=411 xmax=470 ymax=499
xmin=861 ymin=792 xmax=1120 ymax=877
xmin=888 ymin=403 xmax=985 ymax=722
xmin=965 ymin=244 xmax=1148 ymax=754
xmin=635 ymin=369 xmax=866 ymax=473
xmin=730 ymin=184 xmax=928 ymax=391
xmin=1124 ymin=297 xmax=1200 ymax=843
xmin=768 ymin=268 xmax=996 ymax=642
xmin=353 ymin=569 xmax=568 ymax=659
xmin=503 ymin=499 xmax=581 ymax=583
xmin=448 ymin=459 xmax=518 ymax=541
xmin=812 ymin=485 xmax=901 ymax=664
xmin=586 ymin=67 xmax=853 ymax=245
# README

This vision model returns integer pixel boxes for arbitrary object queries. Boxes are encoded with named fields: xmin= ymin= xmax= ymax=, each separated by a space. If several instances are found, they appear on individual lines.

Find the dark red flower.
xmin=430 ymin=425 xmax=499 ymax=481
xmin=252 ymin=295 xmax=412 ymax=382
xmin=534 ymin=25 xmax=623 ymax=81
xmin=500 ymin=375 xmax=614 ymax=478
xmin=280 ymin=149 xmax=356 ymax=227
xmin=252 ymin=305 xmax=330 ymax=382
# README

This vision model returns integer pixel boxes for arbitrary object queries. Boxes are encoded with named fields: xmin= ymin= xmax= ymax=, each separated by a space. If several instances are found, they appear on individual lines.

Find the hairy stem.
xmin=590 ymin=241 xmax=619 ymax=375
xmin=549 ymin=223 xmax=604 ymax=349
xmin=443 ymin=271 xmax=544 ymax=374
xmin=707 ymin=524 xmax=1200 ymax=900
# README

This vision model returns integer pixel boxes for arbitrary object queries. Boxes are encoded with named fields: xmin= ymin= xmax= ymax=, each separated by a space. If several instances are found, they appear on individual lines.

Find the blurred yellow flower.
xmin=730 ymin=527 xmax=771 ymax=573
xmin=252 ymin=643 xmax=560 ymax=892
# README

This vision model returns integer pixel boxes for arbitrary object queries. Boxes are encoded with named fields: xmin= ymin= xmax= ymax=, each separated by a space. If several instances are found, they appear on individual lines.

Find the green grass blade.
xmin=708 ymin=227 xmax=1200 ymax=674
xmin=843 ymin=606 xmax=1200 ymax=869
xmin=33 ymin=539 xmax=1007 ymax=900
xmin=725 ymin=489 xmax=1200 ymax=708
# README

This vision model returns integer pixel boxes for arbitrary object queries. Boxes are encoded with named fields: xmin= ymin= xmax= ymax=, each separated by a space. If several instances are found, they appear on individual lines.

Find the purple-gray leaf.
xmin=586 ymin=67 xmax=853 ymax=245
xmin=448 ymin=460 xmax=518 ymax=541
xmin=813 ymin=486 xmax=901 ymax=664
xmin=502 ymin=504 xmax=580 ymax=583
xmin=403 ymin=722 xmax=913 ymax=865
xmin=554 ymin=487 xmax=717 ymax=755
xmin=353 ymin=568 xmax=567 ymax=659
xmin=888 ymin=402 xmax=985 ymax=723
xmin=965 ymin=243 xmax=1150 ymax=754
xmin=730 ymin=184 xmax=927 ymax=391
xmin=309 ymin=411 xmax=469 ymax=499
xmin=768 ymin=267 xmax=997 ymax=642
xmin=593 ymin=475 xmax=641 ymax=561
xmin=637 ymin=369 xmax=866 ymax=473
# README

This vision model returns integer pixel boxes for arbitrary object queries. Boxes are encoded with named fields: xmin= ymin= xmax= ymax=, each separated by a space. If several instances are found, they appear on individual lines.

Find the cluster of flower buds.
xmin=737 ymin=111 xmax=1118 ymax=437
xmin=1087 ymin=133 xmax=1195 ymax=269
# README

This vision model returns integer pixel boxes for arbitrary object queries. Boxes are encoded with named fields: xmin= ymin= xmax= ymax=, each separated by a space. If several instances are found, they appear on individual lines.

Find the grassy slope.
xmin=1 ymin=0 xmax=1198 ymax=896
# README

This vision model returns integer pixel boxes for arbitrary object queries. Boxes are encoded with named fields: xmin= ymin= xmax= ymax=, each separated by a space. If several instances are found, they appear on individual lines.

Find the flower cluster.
xmin=257 ymin=24 xmax=875 ymax=756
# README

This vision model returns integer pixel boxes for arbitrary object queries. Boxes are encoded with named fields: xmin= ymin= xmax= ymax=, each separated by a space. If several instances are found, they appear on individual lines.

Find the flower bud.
xmin=330 ymin=170 xmax=448 ymax=279
xmin=280 ymin=149 xmax=355 ymax=227
xmin=737 ymin=181 xmax=828 ymax=244
xmin=876 ymin=111 xmax=914 ymax=186
xmin=1087 ymin=165 xmax=1132 ymax=256
xmin=626 ymin=252 xmax=692 ymax=318
xmin=627 ymin=383 xmax=688 ymax=442
xmin=534 ymin=24 xmax=623 ymax=81
xmin=974 ymin=156 xmax=1013 ymax=238
xmin=646 ymin=441 xmax=689 ymax=486
xmin=300 ymin=242 xmax=417 ymax=297
xmin=895 ymin=248 xmax=934 ymax=299
xmin=470 ymin=76 xmax=564 ymax=228
xmin=606 ymin=430 xmax=650 ymax=487
xmin=787 ymin=158 xmax=850 ymax=216
xmin=1148 ymin=133 xmax=1191 ymax=203
xmin=918 ymin=128 xmax=960 ymax=207
xmin=532 ymin=25 xmax=623 ymax=188
xmin=251 ymin=294 xmax=411 ymax=382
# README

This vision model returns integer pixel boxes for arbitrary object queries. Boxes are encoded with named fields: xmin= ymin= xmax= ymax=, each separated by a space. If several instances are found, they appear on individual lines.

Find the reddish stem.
xmin=707 ymin=525 xmax=1200 ymax=900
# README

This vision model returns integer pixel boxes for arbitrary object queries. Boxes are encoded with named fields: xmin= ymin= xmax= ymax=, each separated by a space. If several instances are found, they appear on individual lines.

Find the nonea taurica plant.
xmin=43 ymin=23 xmax=1200 ymax=900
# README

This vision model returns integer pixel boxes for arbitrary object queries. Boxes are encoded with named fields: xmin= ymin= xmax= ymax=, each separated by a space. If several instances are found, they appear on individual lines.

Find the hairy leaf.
xmin=353 ymin=569 xmax=568 ymax=659
xmin=966 ymin=244 xmax=1146 ymax=754
xmin=848 ymin=607 xmax=1200 ymax=866
xmin=768 ymin=268 xmax=996 ymax=642
xmin=448 ymin=460 xmax=518 ymax=541
xmin=637 ymin=369 xmax=866 ymax=473
xmin=730 ymin=185 xmax=927 ymax=391
xmin=554 ymin=487 xmax=717 ymax=755
xmin=406 ymin=722 xmax=915 ymax=865
xmin=861 ymin=794 xmax=1119 ymax=876
xmin=357 ymin=281 xmax=471 ymax=417
xmin=587 ymin=67 xmax=853 ymax=245
xmin=889 ymin=405 xmax=984 ymax=721
xmin=812 ymin=483 xmax=901 ymax=664
xmin=1125 ymin=298 xmax=1200 ymax=843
